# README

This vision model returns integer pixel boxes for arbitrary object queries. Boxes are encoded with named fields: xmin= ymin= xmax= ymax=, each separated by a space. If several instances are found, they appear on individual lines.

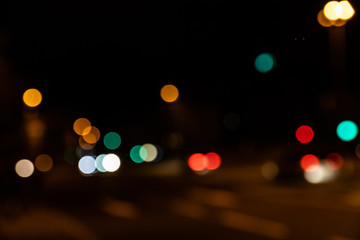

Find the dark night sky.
xmin=1 ymin=0 xmax=360 ymax=147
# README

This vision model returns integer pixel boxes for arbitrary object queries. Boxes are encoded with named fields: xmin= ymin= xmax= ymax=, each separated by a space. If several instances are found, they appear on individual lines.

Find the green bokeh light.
xmin=254 ymin=53 xmax=276 ymax=73
xmin=130 ymin=145 xmax=145 ymax=163
xmin=336 ymin=120 xmax=358 ymax=142
xmin=103 ymin=132 xmax=121 ymax=150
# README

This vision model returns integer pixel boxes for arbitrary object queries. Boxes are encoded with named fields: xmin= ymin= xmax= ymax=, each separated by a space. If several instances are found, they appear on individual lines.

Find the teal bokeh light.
xmin=103 ymin=132 xmax=121 ymax=150
xmin=336 ymin=120 xmax=358 ymax=142
xmin=130 ymin=145 xmax=146 ymax=163
xmin=254 ymin=53 xmax=276 ymax=73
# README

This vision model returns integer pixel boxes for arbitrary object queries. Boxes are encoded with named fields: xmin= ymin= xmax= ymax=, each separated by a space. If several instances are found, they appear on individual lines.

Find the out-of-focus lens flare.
xmin=300 ymin=154 xmax=320 ymax=172
xmin=34 ymin=154 xmax=53 ymax=172
xmin=336 ymin=120 xmax=358 ymax=142
xmin=205 ymin=152 xmax=221 ymax=170
xmin=15 ymin=159 xmax=35 ymax=178
xmin=130 ymin=145 xmax=145 ymax=163
xmin=324 ymin=1 xmax=343 ymax=20
xmin=142 ymin=143 xmax=158 ymax=162
xmin=324 ymin=1 xmax=355 ymax=21
xmin=325 ymin=153 xmax=344 ymax=170
xmin=296 ymin=125 xmax=314 ymax=144
xmin=78 ymin=156 xmax=96 ymax=174
xmin=304 ymin=163 xmax=338 ymax=184
xmin=79 ymin=136 xmax=96 ymax=150
xmin=318 ymin=9 xmax=333 ymax=27
xmin=261 ymin=162 xmax=279 ymax=180
xmin=223 ymin=113 xmax=240 ymax=130
xmin=95 ymin=154 xmax=107 ymax=172
xmin=102 ymin=154 xmax=121 ymax=172
xmin=82 ymin=126 xmax=101 ymax=144
xmin=339 ymin=1 xmax=355 ymax=20
xmin=73 ymin=118 xmax=91 ymax=136
xmin=103 ymin=132 xmax=121 ymax=150
xmin=160 ymin=84 xmax=179 ymax=103
xmin=254 ymin=53 xmax=276 ymax=73
xmin=188 ymin=153 xmax=207 ymax=172
xmin=23 ymin=88 xmax=42 ymax=107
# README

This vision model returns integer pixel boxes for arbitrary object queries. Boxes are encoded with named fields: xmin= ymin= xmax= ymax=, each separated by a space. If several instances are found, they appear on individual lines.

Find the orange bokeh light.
xmin=82 ymin=126 xmax=101 ymax=144
xmin=160 ymin=84 xmax=179 ymax=103
xmin=73 ymin=118 xmax=91 ymax=136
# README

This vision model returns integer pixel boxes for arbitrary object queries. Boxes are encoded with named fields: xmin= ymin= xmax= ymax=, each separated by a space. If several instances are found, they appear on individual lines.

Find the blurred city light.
xmin=205 ymin=152 xmax=221 ymax=170
xmin=324 ymin=1 xmax=343 ymax=20
xmin=336 ymin=120 xmax=358 ymax=141
xmin=95 ymin=154 xmax=107 ymax=172
xmin=130 ymin=145 xmax=146 ymax=163
xmin=160 ymin=84 xmax=179 ymax=103
xmin=324 ymin=1 xmax=354 ymax=20
xmin=142 ymin=143 xmax=158 ymax=162
xmin=261 ymin=162 xmax=279 ymax=180
xmin=304 ymin=163 xmax=338 ymax=184
xmin=34 ymin=154 xmax=53 ymax=172
xmin=325 ymin=153 xmax=344 ymax=170
xmin=78 ymin=136 xmax=96 ymax=150
xmin=15 ymin=159 xmax=35 ymax=178
xmin=188 ymin=153 xmax=207 ymax=171
xmin=82 ymin=126 xmax=101 ymax=144
xmin=78 ymin=156 xmax=96 ymax=174
xmin=295 ymin=125 xmax=314 ymax=144
xmin=23 ymin=88 xmax=42 ymax=107
xmin=103 ymin=132 xmax=121 ymax=150
xmin=300 ymin=154 xmax=320 ymax=172
xmin=102 ymin=154 xmax=121 ymax=172
xmin=73 ymin=118 xmax=91 ymax=136
xmin=339 ymin=1 xmax=355 ymax=20
xmin=254 ymin=53 xmax=276 ymax=73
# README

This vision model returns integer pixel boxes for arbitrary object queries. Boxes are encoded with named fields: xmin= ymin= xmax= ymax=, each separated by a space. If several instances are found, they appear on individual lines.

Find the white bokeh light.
xmin=102 ymin=153 xmax=121 ymax=172
xmin=78 ymin=156 xmax=96 ymax=174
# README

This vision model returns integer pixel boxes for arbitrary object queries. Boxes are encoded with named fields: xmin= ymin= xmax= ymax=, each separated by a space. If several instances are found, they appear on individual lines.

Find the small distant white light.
xmin=102 ymin=154 xmax=121 ymax=172
xmin=78 ymin=156 xmax=96 ymax=174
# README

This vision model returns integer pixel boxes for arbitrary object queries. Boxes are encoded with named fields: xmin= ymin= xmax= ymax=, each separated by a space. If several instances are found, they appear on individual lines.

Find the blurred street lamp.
xmin=318 ymin=1 xmax=355 ymax=27
xmin=317 ymin=1 xmax=355 ymax=88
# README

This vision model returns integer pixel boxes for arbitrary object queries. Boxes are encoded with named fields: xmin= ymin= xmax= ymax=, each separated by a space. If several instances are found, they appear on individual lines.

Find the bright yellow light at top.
xmin=339 ymin=1 xmax=355 ymax=20
xmin=324 ymin=1 xmax=355 ymax=21
xmin=160 ymin=84 xmax=179 ymax=103
xmin=23 ymin=88 xmax=42 ymax=107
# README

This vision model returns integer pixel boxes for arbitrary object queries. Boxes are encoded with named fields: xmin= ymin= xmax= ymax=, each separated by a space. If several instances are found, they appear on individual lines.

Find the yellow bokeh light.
xmin=15 ymin=159 xmax=34 ymax=178
xmin=35 ymin=154 xmax=53 ymax=172
xmin=324 ymin=1 xmax=355 ymax=21
xmin=82 ymin=126 xmax=101 ymax=144
xmin=324 ymin=1 xmax=342 ymax=20
xmin=73 ymin=118 xmax=91 ymax=136
xmin=160 ymin=84 xmax=179 ymax=103
xmin=339 ymin=1 xmax=355 ymax=20
xmin=23 ymin=88 xmax=42 ymax=107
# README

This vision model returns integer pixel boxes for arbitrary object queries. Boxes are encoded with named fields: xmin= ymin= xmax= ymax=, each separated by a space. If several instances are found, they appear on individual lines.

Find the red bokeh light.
xmin=205 ymin=152 xmax=221 ymax=170
xmin=296 ymin=125 xmax=314 ymax=144
xmin=188 ymin=152 xmax=222 ymax=171
xmin=300 ymin=154 xmax=320 ymax=172
xmin=325 ymin=153 xmax=344 ymax=170
xmin=188 ymin=153 xmax=207 ymax=171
